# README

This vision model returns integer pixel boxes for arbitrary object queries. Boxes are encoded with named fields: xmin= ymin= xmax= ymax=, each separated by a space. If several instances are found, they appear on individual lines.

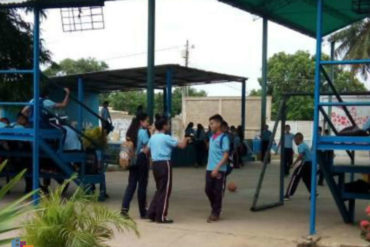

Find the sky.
xmin=27 ymin=0 xmax=367 ymax=96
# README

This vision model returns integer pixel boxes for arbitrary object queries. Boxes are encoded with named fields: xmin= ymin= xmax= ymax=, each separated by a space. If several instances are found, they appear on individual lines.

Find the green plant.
xmin=83 ymin=127 xmax=108 ymax=150
xmin=0 ymin=160 xmax=37 ymax=246
xmin=23 ymin=176 xmax=138 ymax=247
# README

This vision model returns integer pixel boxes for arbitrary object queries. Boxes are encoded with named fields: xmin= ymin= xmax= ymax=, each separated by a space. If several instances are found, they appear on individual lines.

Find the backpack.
xmin=119 ymin=140 xmax=136 ymax=170
xmin=220 ymin=134 xmax=234 ymax=175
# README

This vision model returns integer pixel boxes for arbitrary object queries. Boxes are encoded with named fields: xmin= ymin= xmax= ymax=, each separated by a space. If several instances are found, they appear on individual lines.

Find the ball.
xmin=227 ymin=181 xmax=237 ymax=192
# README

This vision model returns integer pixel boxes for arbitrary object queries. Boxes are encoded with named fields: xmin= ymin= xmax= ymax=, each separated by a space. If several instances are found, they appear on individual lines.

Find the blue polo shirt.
xmin=207 ymin=133 xmax=230 ymax=172
xmin=148 ymin=133 xmax=178 ymax=161
xmin=63 ymin=125 xmax=82 ymax=151
xmin=284 ymin=133 xmax=295 ymax=149
xmin=136 ymin=128 xmax=150 ymax=154
xmin=298 ymin=142 xmax=312 ymax=163
xmin=29 ymin=98 xmax=56 ymax=110
xmin=261 ymin=130 xmax=272 ymax=141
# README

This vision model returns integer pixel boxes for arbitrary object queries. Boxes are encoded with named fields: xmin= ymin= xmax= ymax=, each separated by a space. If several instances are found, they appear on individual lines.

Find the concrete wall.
xmin=182 ymin=96 xmax=272 ymax=139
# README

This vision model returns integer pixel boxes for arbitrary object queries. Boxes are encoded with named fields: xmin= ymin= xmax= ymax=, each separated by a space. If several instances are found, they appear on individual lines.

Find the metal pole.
xmin=310 ymin=0 xmax=323 ymax=235
xmin=261 ymin=18 xmax=268 ymax=134
xmin=280 ymin=97 xmax=287 ymax=202
xmin=166 ymin=68 xmax=173 ymax=119
xmin=166 ymin=68 xmax=173 ymax=134
xmin=327 ymin=41 xmax=335 ymax=133
xmin=147 ymin=0 xmax=156 ymax=122
xmin=78 ymin=77 xmax=84 ymax=131
xmin=32 ymin=7 xmax=41 ymax=204
xmin=163 ymin=88 xmax=167 ymax=115
xmin=241 ymin=80 xmax=246 ymax=138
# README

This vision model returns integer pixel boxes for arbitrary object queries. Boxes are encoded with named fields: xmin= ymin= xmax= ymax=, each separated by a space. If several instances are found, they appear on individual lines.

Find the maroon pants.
xmin=148 ymin=161 xmax=172 ymax=222
xmin=205 ymin=171 xmax=226 ymax=216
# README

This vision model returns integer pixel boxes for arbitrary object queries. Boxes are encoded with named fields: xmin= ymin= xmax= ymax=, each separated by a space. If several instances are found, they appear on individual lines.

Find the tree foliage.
xmin=257 ymin=51 xmax=366 ymax=120
xmin=104 ymin=87 xmax=207 ymax=116
xmin=44 ymin=58 xmax=108 ymax=76
xmin=0 ymin=10 xmax=51 ymax=101
xmin=329 ymin=18 xmax=370 ymax=79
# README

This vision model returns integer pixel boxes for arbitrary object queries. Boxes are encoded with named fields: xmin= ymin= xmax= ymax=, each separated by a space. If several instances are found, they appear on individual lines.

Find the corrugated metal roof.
xmin=0 ymin=0 xmax=105 ymax=9
xmin=219 ymin=0 xmax=369 ymax=37
xmin=48 ymin=64 xmax=248 ymax=93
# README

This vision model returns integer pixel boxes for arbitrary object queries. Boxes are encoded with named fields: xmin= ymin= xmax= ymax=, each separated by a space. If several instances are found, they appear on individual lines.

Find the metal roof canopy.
xmin=48 ymin=64 xmax=248 ymax=93
xmin=0 ymin=0 xmax=105 ymax=9
xmin=218 ymin=0 xmax=369 ymax=37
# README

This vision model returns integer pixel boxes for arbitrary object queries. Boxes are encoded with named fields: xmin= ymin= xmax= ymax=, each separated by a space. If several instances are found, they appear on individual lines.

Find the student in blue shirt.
xmin=206 ymin=114 xmax=230 ymax=223
xmin=100 ymin=101 xmax=113 ymax=135
xmin=121 ymin=113 xmax=151 ymax=219
xmin=277 ymin=125 xmax=295 ymax=176
xmin=21 ymin=87 xmax=70 ymax=127
xmin=146 ymin=117 xmax=190 ymax=224
xmin=284 ymin=132 xmax=315 ymax=200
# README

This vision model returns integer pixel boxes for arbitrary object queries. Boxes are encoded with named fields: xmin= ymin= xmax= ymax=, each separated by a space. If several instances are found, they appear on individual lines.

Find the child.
xmin=206 ymin=114 xmax=230 ymax=223
xmin=146 ymin=117 xmax=190 ymax=223
xmin=284 ymin=133 xmax=315 ymax=200
xmin=100 ymin=101 xmax=113 ymax=135
xmin=121 ymin=113 xmax=150 ymax=219
xmin=281 ymin=125 xmax=294 ymax=176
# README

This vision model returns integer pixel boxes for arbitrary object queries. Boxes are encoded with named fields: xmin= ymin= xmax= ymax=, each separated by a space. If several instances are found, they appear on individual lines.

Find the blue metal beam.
xmin=318 ymin=143 xmax=370 ymax=151
xmin=241 ymin=80 xmax=246 ymax=136
xmin=147 ymin=0 xmax=156 ymax=122
xmin=78 ymin=77 xmax=84 ymax=131
xmin=260 ymin=18 xmax=268 ymax=134
xmin=321 ymin=59 xmax=370 ymax=65
xmin=319 ymin=136 xmax=370 ymax=143
xmin=0 ymin=102 xmax=32 ymax=106
xmin=310 ymin=0 xmax=323 ymax=235
xmin=32 ymin=7 xmax=41 ymax=204
xmin=166 ymin=68 xmax=173 ymax=119
xmin=0 ymin=69 xmax=33 ymax=74
xmin=319 ymin=102 xmax=370 ymax=106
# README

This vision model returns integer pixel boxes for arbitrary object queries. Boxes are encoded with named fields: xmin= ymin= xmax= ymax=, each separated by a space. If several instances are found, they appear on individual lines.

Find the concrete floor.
xmin=1 ymin=159 xmax=369 ymax=247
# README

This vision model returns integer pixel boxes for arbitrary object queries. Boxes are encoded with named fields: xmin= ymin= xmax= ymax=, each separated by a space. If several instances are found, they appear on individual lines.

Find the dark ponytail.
xmin=126 ymin=113 xmax=148 ymax=147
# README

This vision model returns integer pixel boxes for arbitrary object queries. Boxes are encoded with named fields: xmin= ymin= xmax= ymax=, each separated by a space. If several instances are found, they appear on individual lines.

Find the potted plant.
xmin=23 ymin=175 xmax=138 ymax=247
xmin=360 ymin=206 xmax=370 ymax=241
xmin=0 ymin=160 xmax=37 ymax=246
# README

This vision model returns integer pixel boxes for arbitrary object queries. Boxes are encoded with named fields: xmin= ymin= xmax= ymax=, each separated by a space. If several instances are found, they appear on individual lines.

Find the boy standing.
xmin=206 ymin=114 xmax=230 ymax=223
xmin=282 ymin=125 xmax=294 ymax=176
xmin=284 ymin=133 xmax=314 ymax=200
xmin=261 ymin=124 xmax=272 ymax=163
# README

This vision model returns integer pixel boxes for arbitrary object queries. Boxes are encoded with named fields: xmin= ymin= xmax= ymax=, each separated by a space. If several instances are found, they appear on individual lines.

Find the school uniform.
xmin=205 ymin=132 xmax=230 ymax=217
xmin=285 ymin=142 xmax=312 ymax=198
xmin=147 ymin=133 xmax=178 ymax=222
xmin=283 ymin=133 xmax=294 ymax=175
xmin=122 ymin=128 xmax=150 ymax=217
xmin=261 ymin=130 xmax=272 ymax=163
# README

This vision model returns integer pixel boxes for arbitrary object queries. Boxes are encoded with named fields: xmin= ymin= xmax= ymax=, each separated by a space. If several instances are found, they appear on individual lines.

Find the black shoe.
xmin=120 ymin=209 xmax=129 ymax=218
xmin=141 ymin=215 xmax=149 ymax=220
xmin=156 ymin=219 xmax=174 ymax=224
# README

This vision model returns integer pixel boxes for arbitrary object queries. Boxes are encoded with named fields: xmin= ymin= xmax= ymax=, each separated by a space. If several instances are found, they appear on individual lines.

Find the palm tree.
xmin=0 ymin=160 xmax=37 ymax=246
xmin=329 ymin=18 xmax=370 ymax=80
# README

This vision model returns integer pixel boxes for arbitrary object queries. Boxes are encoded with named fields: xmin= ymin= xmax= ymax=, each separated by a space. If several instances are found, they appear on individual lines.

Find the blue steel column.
xmin=163 ymin=88 xmax=167 ymax=114
xmin=166 ymin=68 xmax=173 ymax=119
xmin=241 ymin=80 xmax=246 ymax=138
xmin=147 ymin=0 xmax=156 ymax=122
xmin=310 ymin=0 xmax=323 ymax=235
xmin=78 ymin=78 xmax=84 ymax=131
xmin=32 ymin=7 xmax=41 ymax=203
xmin=261 ymin=18 xmax=268 ymax=134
